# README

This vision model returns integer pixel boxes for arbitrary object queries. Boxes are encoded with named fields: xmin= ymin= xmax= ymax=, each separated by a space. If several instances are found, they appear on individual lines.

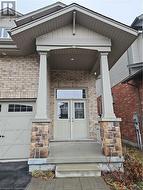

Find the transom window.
xmin=8 ymin=104 xmax=33 ymax=112
xmin=56 ymin=89 xmax=86 ymax=99
xmin=0 ymin=27 xmax=10 ymax=39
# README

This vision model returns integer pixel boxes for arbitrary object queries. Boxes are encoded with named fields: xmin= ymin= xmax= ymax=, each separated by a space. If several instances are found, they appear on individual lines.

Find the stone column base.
xmin=30 ymin=122 xmax=50 ymax=158
xmin=99 ymin=120 xmax=122 ymax=157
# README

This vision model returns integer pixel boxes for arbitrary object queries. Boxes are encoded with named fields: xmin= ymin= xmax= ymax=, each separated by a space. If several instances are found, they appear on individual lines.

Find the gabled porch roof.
xmin=10 ymin=2 xmax=138 ymax=69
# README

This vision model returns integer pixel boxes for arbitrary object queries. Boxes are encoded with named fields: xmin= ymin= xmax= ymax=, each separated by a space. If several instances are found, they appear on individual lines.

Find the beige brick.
xmin=0 ymin=54 xmax=39 ymax=99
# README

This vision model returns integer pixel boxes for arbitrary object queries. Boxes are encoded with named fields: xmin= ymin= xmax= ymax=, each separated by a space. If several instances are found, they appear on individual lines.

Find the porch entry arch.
xmin=54 ymin=89 xmax=88 ymax=140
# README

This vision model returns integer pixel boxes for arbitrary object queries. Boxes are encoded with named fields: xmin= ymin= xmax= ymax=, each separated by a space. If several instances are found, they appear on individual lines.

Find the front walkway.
xmin=26 ymin=177 xmax=110 ymax=190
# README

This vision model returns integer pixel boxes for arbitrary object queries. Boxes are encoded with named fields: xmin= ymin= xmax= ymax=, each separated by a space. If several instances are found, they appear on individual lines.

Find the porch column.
xmin=99 ymin=52 xmax=122 ymax=158
xmin=29 ymin=51 xmax=51 ymax=168
xmin=35 ymin=51 xmax=50 ymax=121
xmin=100 ymin=52 xmax=116 ymax=119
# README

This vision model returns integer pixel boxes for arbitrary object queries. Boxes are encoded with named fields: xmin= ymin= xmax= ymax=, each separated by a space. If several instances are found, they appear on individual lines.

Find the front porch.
xmin=29 ymin=48 xmax=123 ymax=164
xmin=48 ymin=141 xmax=104 ymax=163
xmin=28 ymin=33 xmax=123 ymax=173
xmin=29 ymin=141 xmax=124 ymax=176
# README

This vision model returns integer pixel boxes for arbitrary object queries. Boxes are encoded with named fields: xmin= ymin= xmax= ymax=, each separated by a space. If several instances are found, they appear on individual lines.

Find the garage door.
xmin=0 ymin=102 xmax=34 ymax=160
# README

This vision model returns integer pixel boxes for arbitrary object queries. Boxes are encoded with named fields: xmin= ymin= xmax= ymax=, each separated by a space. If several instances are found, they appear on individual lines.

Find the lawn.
xmin=103 ymin=144 xmax=143 ymax=190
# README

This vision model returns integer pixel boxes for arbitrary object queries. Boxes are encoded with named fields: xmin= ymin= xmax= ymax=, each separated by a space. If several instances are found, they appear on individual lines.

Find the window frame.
xmin=56 ymin=89 xmax=87 ymax=100
xmin=57 ymin=101 xmax=69 ymax=120
xmin=8 ymin=104 xmax=33 ymax=112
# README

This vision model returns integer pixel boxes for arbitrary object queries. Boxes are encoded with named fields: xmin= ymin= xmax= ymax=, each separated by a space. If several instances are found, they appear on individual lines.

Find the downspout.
xmin=136 ymin=81 xmax=143 ymax=150
xmin=127 ymin=81 xmax=143 ymax=149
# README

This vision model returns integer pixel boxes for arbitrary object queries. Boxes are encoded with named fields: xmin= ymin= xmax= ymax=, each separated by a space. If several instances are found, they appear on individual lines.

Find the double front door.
xmin=54 ymin=100 xmax=87 ymax=140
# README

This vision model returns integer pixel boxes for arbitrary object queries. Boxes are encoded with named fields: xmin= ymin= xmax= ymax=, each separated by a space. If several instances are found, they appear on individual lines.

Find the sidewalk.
xmin=26 ymin=177 xmax=110 ymax=190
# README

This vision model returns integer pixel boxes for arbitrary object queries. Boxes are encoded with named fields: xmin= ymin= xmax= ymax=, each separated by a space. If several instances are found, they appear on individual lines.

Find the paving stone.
xmin=26 ymin=177 xmax=110 ymax=190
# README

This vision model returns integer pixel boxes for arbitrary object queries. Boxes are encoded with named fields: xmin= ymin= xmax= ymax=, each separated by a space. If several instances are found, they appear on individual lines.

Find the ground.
xmin=26 ymin=177 xmax=110 ymax=190
xmin=0 ymin=162 xmax=31 ymax=189
xmin=103 ymin=145 xmax=143 ymax=190
xmin=0 ymin=145 xmax=142 ymax=190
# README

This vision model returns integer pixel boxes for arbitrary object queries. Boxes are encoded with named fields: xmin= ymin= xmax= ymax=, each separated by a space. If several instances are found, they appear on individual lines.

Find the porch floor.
xmin=47 ymin=141 xmax=108 ymax=164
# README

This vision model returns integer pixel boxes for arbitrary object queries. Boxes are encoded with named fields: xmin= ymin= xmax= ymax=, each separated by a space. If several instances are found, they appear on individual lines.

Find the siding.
xmin=0 ymin=17 xmax=16 ymax=28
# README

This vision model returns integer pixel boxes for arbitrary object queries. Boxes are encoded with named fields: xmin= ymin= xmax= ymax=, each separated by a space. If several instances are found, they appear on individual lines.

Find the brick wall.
xmin=0 ymin=55 xmax=39 ymax=99
xmin=112 ymin=79 xmax=143 ymax=144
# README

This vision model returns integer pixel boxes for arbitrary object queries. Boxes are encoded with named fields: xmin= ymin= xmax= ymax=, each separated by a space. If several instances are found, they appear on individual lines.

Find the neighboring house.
xmin=0 ymin=2 xmax=138 ymax=176
xmin=97 ymin=14 xmax=143 ymax=149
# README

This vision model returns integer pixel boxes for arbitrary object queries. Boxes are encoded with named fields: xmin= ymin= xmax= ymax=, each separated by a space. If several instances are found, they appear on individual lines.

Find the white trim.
xmin=98 ymin=118 xmax=122 ymax=122
xmin=0 ymin=158 xmax=28 ymax=162
xmin=15 ymin=2 xmax=66 ymax=23
xmin=28 ymin=158 xmax=47 ymax=165
xmin=0 ymin=98 xmax=36 ymax=102
xmin=0 ymin=44 xmax=17 ymax=49
xmin=11 ymin=4 xmax=138 ymax=36
xmin=72 ymin=11 xmax=76 ymax=35
xmin=36 ymin=45 xmax=111 ymax=52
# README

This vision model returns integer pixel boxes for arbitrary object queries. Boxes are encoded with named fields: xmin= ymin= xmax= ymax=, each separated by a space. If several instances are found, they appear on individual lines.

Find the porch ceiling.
xmin=49 ymin=48 xmax=99 ymax=71
xmin=10 ymin=3 xmax=138 ymax=69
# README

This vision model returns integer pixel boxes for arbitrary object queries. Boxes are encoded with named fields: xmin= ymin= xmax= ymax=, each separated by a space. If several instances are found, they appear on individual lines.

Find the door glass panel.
xmin=57 ymin=102 xmax=68 ymax=119
xmin=74 ymin=102 xmax=84 ymax=119
xmin=57 ymin=89 xmax=86 ymax=99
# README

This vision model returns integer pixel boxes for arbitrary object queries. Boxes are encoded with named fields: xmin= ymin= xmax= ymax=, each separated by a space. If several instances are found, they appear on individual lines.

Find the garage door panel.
xmin=0 ymin=130 xmax=31 ymax=144
xmin=0 ymin=102 xmax=34 ymax=160
xmin=0 ymin=145 xmax=30 ymax=159
xmin=0 ymin=116 xmax=33 ymax=130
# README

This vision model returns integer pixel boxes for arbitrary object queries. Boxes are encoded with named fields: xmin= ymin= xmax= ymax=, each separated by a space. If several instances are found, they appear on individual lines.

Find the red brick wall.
xmin=112 ymin=79 xmax=143 ymax=144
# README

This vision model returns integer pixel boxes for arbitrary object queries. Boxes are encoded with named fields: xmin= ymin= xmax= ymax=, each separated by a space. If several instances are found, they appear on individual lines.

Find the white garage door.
xmin=0 ymin=102 xmax=34 ymax=160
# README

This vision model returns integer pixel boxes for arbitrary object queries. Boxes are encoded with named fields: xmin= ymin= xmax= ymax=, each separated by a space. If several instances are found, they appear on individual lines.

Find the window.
xmin=57 ymin=89 xmax=86 ymax=99
xmin=74 ymin=103 xmax=84 ymax=119
xmin=8 ymin=104 xmax=33 ymax=112
xmin=0 ymin=27 xmax=10 ymax=39
xmin=57 ymin=102 xmax=68 ymax=119
xmin=0 ymin=105 xmax=1 ymax=112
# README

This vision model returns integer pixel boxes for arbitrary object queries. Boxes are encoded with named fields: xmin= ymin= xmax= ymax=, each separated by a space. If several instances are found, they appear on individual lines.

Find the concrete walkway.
xmin=26 ymin=177 xmax=110 ymax=190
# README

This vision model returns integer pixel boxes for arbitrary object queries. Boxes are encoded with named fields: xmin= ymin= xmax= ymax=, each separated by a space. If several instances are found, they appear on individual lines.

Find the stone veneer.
xmin=30 ymin=122 xmax=50 ymax=158
xmin=0 ymin=54 xmax=39 ymax=99
xmin=49 ymin=70 xmax=99 ymax=140
xmin=100 ymin=121 xmax=122 ymax=156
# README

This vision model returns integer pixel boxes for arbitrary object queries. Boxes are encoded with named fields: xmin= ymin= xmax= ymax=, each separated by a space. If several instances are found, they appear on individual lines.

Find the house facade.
xmin=97 ymin=14 xmax=143 ymax=149
xmin=0 ymin=2 xmax=138 ymax=174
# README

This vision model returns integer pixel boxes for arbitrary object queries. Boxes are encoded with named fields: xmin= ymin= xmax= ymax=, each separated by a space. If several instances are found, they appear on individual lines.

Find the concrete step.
xmin=47 ymin=156 xmax=107 ymax=164
xmin=55 ymin=164 xmax=101 ymax=178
